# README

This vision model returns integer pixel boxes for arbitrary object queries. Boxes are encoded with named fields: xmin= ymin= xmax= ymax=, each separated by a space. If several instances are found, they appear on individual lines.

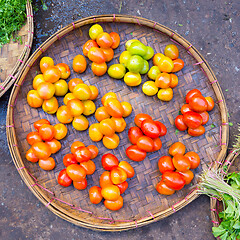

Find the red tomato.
xmin=169 ymin=142 xmax=186 ymax=156
xmin=141 ymin=119 xmax=161 ymax=138
xmin=181 ymin=104 xmax=192 ymax=115
xmin=205 ymin=96 xmax=215 ymax=111
xmin=185 ymin=89 xmax=202 ymax=104
xmin=45 ymin=139 xmax=61 ymax=154
xmin=34 ymin=119 xmax=50 ymax=131
xmin=101 ymin=185 xmax=120 ymax=201
xmin=184 ymin=151 xmax=200 ymax=169
xmin=82 ymin=40 xmax=99 ymax=57
xmin=158 ymin=156 xmax=175 ymax=174
xmin=152 ymin=138 xmax=162 ymax=151
xmin=154 ymin=121 xmax=167 ymax=136
xmin=87 ymin=145 xmax=99 ymax=159
xmin=189 ymin=95 xmax=208 ymax=113
xmin=96 ymin=32 xmax=113 ymax=48
xmin=32 ymin=142 xmax=51 ymax=160
xmin=39 ymin=157 xmax=56 ymax=171
xmin=58 ymin=169 xmax=72 ymax=187
xmin=183 ymin=111 xmax=203 ymax=129
xmin=101 ymin=153 xmax=119 ymax=170
xmin=128 ymin=126 xmax=144 ymax=145
xmin=156 ymin=180 xmax=175 ymax=195
xmin=73 ymin=146 xmax=91 ymax=163
xmin=73 ymin=178 xmax=88 ymax=190
xmin=172 ymin=58 xmax=184 ymax=72
xmin=200 ymin=111 xmax=209 ymax=125
xmin=188 ymin=125 xmax=205 ymax=137
xmin=109 ymin=32 xmax=120 ymax=49
xmin=118 ymin=161 xmax=135 ymax=178
xmin=110 ymin=167 xmax=127 ymax=185
xmin=176 ymin=170 xmax=194 ymax=185
xmin=63 ymin=153 xmax=78 ymax=167
xmin=26 ymin=132 xmax=42 ymax=145
xmin=88 ymin=47 xmax=105 ymax=63
xmin=134 ymin=113 xmax=152 ymax=128
xmin=126 ymin=145 xmax=146 ymax=162
xmin=172 ymin=154 xmax=191 ymax=172
xmin=26 ymin=148 xmax=39 ymax=162
xmin=89 ymin=186 xmax=103 ymax=204
xmin=175 ymin=115 xmax=188 ymax=131
xmin=136 ymin=136 xmax=154 ymax=152
xmin=104 ymin=196 xmax=123 ymax=211
xmin=162 ymin=171 xmax=185 ymax=190
xmin=66 ymin=164 xmax=86 ymax=182
xmin=80 ymin=160 xmax=96 ymax=175
xmin=100 ymin=171 xmax=113 ymax=188
xmin=39 ymin=124 xmax=56 ymax=141
xmin=116 ymin=181 xmax=128 ymax=194
xmin=71 ymin=141 xmax=85 ymax=154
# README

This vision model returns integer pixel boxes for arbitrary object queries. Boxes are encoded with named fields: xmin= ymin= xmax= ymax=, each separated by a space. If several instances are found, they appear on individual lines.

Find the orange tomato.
xmin=89 ymin=186 xmax=103 ymax=204
xmin=39 ymin=124 xmax=56 ymax=141
xmin=96 ymin=32 xmax=113 ymax=48
xmin=42 ymin=97 xmax=59 ymax=114
xmin=33 ymin=74 xmax=45 ymax=90
xmin=101 ymin=48 xmax=114 ymax=62
xmin=71 ymin=141 xmax=85 ymax=154
xmin=176 ymin=170 xmax=194 ymax=185
xmin=43 ymin=66 xmax=61 ymax=83
xmin=73 ymin=83 xmax=92 ymax=100
xmin=110 ymin=166 xmax=127 ymax=185
xmin=37 ymin=82 xmax=55 ymax=100
xmin=57 ymin=105 xmax=73 ymax=124
xmin=55 ymin=63 xmax=71 ymax=79
xmin=118 ymin=161 xmax=135 ymax=178
xmin=54 ymin=123 xmax=67 ymax=140
xmin=54 ymin=79 xmax=68 ymax=96
xmin=157 ymin=88 xmax=173 ymax=101
xmin=34 ymin=119 xmax=50 ymax=131
xmin=101 ymin=92 xmax=117 ymax=105
xmin=63 ymin=93 xmax=76 ymax=105
xmin=169 ymin=73 xmax=179 ymax=88
xmin=169 ymin=142 xmax=186 ymax=156
xmin=102 ymin=134 xmax=119 ymax=149
xmin=111 ymin=117 xmax=126 ymax=133
xmin=153 ymin=53 xmax=165 ymax=66
xmin=155 ymin=73 xmax=171 ymax=88
xmin=88 ymin=47 xmax=105 ymax=64
xmin=66 ymin=99 xmax=84 ymax=117
xmin=80 ymin=160 xmax=96 ymax=175
xmin=45 ymin=139 xmax=61 ymax=154
xmin=32 ymin=142 xmax=51 ymax=160
xmin=99 ymin=118 xmax=116 ymax=136
xmin=39 ymin=157 xmax=56 ymax=171
xmin=66 ymin=164 xmax=86 ymax=182
xmin=205 ymin=96 xmax=215 ymax=111
xmin=26 ymin=131 xmax=42 ymax=145
xmin=121 ymin=101 xmax=132 ymax=117
xmin=89 ymin=123 xmax=103 ymax=142
xmin=104 ymin=98 xmax=124 ymax=118
xmin=82 ymin=40 xmax=99 ymax=57
xmin=101 ymin=185 xmax=120 ymax=201
xmin=100 ymin=171 xmax=113 ymax=188
xmin=116 ymin=181 xmax=128 ymax=194
xmin=27 ymin=90 xmax=43 ymax=108
xmin=72 ymin=115 xmax=89 ymax=131
xmin=68 ymin=78 xmax=84 ymax=92
xmin=156 ymin=180 xmax=175 ymax=195
xmin=26 ymin=148 xmax=39 ymax=162
xmin=200 ymin=111 xmax=209 ymax=125
xmin=82 ymin=100 xmax=96 ymax=116
xmin=73 ymin=178 xmax=88 ymax=190
xmin=40 ymin=56 xmax=54 ymax=73
xmin=87 ymin=145 xmax=99 ymax=159
xmin=109 ymin=32 xmax=120 ymax=49
xmin=164 ymin=44 xmax=179 ymax=60
xmin=172 ymin=59 xmax=184 ymax=72
xmin=95 ymin=106 xmax=110 ymax=122
xmin=104 ymin=196 xmax=123 ymax=211
xmin=91 ymin=62 xmax=107 ymax=76
xmin=172 ymin=154 xmax=191 ymax=172
xmin=134 ymin=113 xmax=152 ymax=128
xmin=158 ymin=56 xmax=174 ymax=73
xmin=72 ymin=54 xmax=87 ymax=73
xmin=184 ymin=151 xmax=201 ymax=169
xmin=89 ymin=85 xmax=99 ymax=100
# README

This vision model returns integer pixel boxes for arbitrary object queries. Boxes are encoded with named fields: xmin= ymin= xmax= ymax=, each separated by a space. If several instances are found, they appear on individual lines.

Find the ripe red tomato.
xmin=104 ymin=196 xmax=123 ymax=211
xmin=134 ymin=113 xmax=152 ymax=128
xmin=101 ymin=153 xmax=119 ymax=170
xmin=110 ymin=167 xmax=127 ymax=185
xmin=39 ymin=124 xmax=56 ymax=141
xmin=176 ymin=170 xmax=194 ymax=185
xmin=89 ymin=186 xmax=103 ymax=204
xmin=156 ymin=180 xmax=175 ymax=195
xmin=189 ymin=95 xmax=208 ymax=113
xmin=100 ymin=171 xmax=113 ymax=188
xmin=172 ymin=58 xmax=184 ymax=72
xmin=185 ymin=89 xmax=202 ymax=104
xmin=181 ymin=104 xmax=192 ymax=115
xmin=87 ymin=145 xmax=99 ymax=159
xmin=82 ymin=40 xmax=98 ymax=57
xmin=73 ymin=146 xmax=91 ymax=163
xmin=58 ymin=169 xmax=72 ymax=187
xmin=172 ymin=154 xmax=191 ymax=172
xmin=162 ymin=171 xmax=185 ymax=190
xmin=184 ymin=151 xmax=200 ymax=169
xmin=101 ymin=185 xmax=120 ymax=201
xmin=45 ymin=139 xmax=61 ymax=154
xmin=66 ymin=164 xmax=86 ymax=182
xmin=175 ymin=115 xmax=188 ymax=131
xmin=152 ymin=138 xmax=162 ymax=151
xmin=109 ymin=32 xmax=120 ymax=49
xmin=200 ymin=111 xmax=209 ymax=125
xmin=116 ymin=181 xmax=128 ymax=194
xmin=80 ymin=160 xmax=96 ymax=175
xmin=32 ymin=142 xmax=51 ymax=160
xmin=169 ymin=142 xmax=186 ymax=156
xmin=188 ymin=125 xmax=205 ymax=137
xmin=154 ymin=121 xmax=167 ymax=136
xmin=26 ymin=132 xmax=42 ymax=145
xmin=26 ymin=148 xmax=39 ymax=162
xmin=158 ymin=156 xmax=175 ymax=174
xmin=73 ymin=178 xmax=88 ymax=190
xmin=128 ymin=126 xmax=144 ymax=145
xmin=88 ymin=47 xmax=106 ymax=63
xmin=34 ymin=119 xmax=50 ymax=131
xmin=63 ymin=153 xmax=78 ymax=167
xmin=205 ymin=96 xmax=215 ymax=111
xmin=141 ymin=119 xmax=161 ymax=138
xmin=183 ymin=111 xmax=203 ymax=129
xmin=126 ymin=145 xmax=146 ymax=162
xmin=136 ymin=136 xmax=154 ymax=152
xmin=118 ymin=161 xmax=135 ymax=178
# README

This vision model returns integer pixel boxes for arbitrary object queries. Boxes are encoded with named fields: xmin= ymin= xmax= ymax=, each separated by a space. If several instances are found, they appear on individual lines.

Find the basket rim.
xmin=6 ymin=14 xmax=229 ymax=231
xmin=0 ymin=0 xmax=34 ymax=98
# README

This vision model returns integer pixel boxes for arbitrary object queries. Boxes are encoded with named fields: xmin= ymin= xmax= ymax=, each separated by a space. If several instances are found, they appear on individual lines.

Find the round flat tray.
xmin=6 ymin=15 xmax=228 ymax=231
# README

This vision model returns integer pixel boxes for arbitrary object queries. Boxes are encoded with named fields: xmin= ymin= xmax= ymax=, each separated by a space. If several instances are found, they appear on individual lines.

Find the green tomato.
xmin=143 ymin=46 xmax=154 ymax=60
xmin=89 ymin=24 xmax=103 ymax=40
xmin=108 ymin=64 xmax=126 ymax=79
xmin=127 ymin=55 xmax=144 ymax=73
xmin=139 ymin=60 xmax=149 ymax=74
xmin=125 ymin=39 xmax=140 ymax=50
xmin=119 ymin=51 xmax=132 ymax=67
xmin=124 ymin=72 xmax=142 ymax=87
xmin=147 ymin=66 xmax=161 ymax=80
xmin=128 ymin=41 xmax=147 ymax=57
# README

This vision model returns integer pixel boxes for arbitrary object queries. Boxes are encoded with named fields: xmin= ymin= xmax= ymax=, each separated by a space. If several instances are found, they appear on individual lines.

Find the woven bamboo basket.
xmin=0 ymin=0 xmax=34 ymax=98
xmin=6 ymin=15 xmax=229 ymax=231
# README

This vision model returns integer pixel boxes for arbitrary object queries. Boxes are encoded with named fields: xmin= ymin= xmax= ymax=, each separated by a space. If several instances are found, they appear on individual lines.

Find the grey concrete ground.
xmin=0 ymin=0 xmax=240 ymax=239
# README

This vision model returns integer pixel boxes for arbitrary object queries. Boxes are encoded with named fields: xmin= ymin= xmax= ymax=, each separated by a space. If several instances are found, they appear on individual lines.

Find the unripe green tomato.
xmin=127 ymin=55 xmax=144 ymax=73
xmin=108 ymin=64 xmax=126 ymax=79
xmin=125 ymin=39 xmax=140 ymax=50
xmin=124 ymin=72 xmax=142 ymax=87
xmin=119 ymin=51 xmax=132 ymax=67
xmin=128 ymin=41 xmax=147 ymax=57
xmin=89 ymin=24 xmax=103 ymax=40
xmin=143 ymin=46 xmax=154 ymax=60
xmin=139 ymin=60 xmax=149 ymax=74
xmin=147 ymin=66 xmax=161 ymax=80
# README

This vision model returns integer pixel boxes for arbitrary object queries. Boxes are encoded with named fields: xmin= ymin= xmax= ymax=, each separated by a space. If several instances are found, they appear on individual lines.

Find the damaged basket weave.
xmin=6 ymin=15 xmax=229 ymax=231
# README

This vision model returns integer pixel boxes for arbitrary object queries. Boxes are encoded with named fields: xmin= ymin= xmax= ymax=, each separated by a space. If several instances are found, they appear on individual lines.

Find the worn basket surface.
xmin=0 ymin=0 xmax=33 ymax=97
xmin=6 ymin=15 xmax=229 ymax=231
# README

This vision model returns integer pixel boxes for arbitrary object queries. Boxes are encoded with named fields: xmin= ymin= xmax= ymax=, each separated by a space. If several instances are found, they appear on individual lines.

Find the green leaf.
xmin=233 ymin=221 xmax=240 ymax=229
xmin=130 ymin=32 xmax=133 ymax=35
xmin=211 ymin=123 xmax=216 ymax=128
xmin=212 ymin=226 xmax=226 ymax=237
xmin=229 ymin=122 xmax=233 ymax=126
xmin=175 ymin=129 xmax=179 ymax=135
xmin=225 ymin=89 xmax=229 ymax=92
xmin=220 ymin=231 xmax=230 ymax=240
xmin=178 ymin=24 xmax=183 ymax=26
xmin=227 ymin=112 xmax=230 ymax=118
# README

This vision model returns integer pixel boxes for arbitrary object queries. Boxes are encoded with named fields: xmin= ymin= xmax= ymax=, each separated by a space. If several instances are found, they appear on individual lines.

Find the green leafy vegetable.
xmin=175 ymin=129 xmax=179 ymax=135
xmin=211 ymin=123 xmax=216 ymax=128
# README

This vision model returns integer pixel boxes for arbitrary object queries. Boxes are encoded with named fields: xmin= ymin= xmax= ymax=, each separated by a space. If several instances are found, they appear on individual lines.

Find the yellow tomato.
xmin=27 ymin=90 xmax=43 ymax=108
xmin=124 ymin=72 xmax=141 ymax=87
xmin=157 ymin=88 xmax=173 ymax=101
xmin=54 ymin=123 xmax=68 ymax=140
xmin=142 ymin=81 xmax=158 ymax=96
xmin=89 ymin=85 xmax=99 ymax=100
xmin=56 ymin=105 xmax=73 ymax=124
xmin=67 ymin=99 xmax=84 ymax=117
xmin=99 ymin=118 xmax=116 ymax=136
xmin=42 ymin=97 xmax=59 ymax=114
xmin=119 ymin=51 xmax=132 ymax=67
xmin=169 ymin=74 xmax=179 ymax=88
xmin=63 ymin=93 xmax=76 ymax=105
xmin=121 ymin=101 xmax=132 ymax=117
xmin=33 ymin=74 xmax=45 ymax=90
xmin=89 ymin=123 xmax=103 ymax=142
xmin=102 ymin=134 xmax=120 ymax=149
xmin=72 ymin=115 xmax=89 ymax=131
xmin=111 ymin=117 xmax=126 ymax=132
xmin=147 ymin=66 xmax=161 ymax=80
xmin=82 ymin=100 xmax=96 ymax=116
xmin=73 ymin=83 xmax=92 ymax=100
xmin=54 ymin=79 xmax=68 ymax=96
xmin=158 ymin=56 xmax=174 ymax=73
